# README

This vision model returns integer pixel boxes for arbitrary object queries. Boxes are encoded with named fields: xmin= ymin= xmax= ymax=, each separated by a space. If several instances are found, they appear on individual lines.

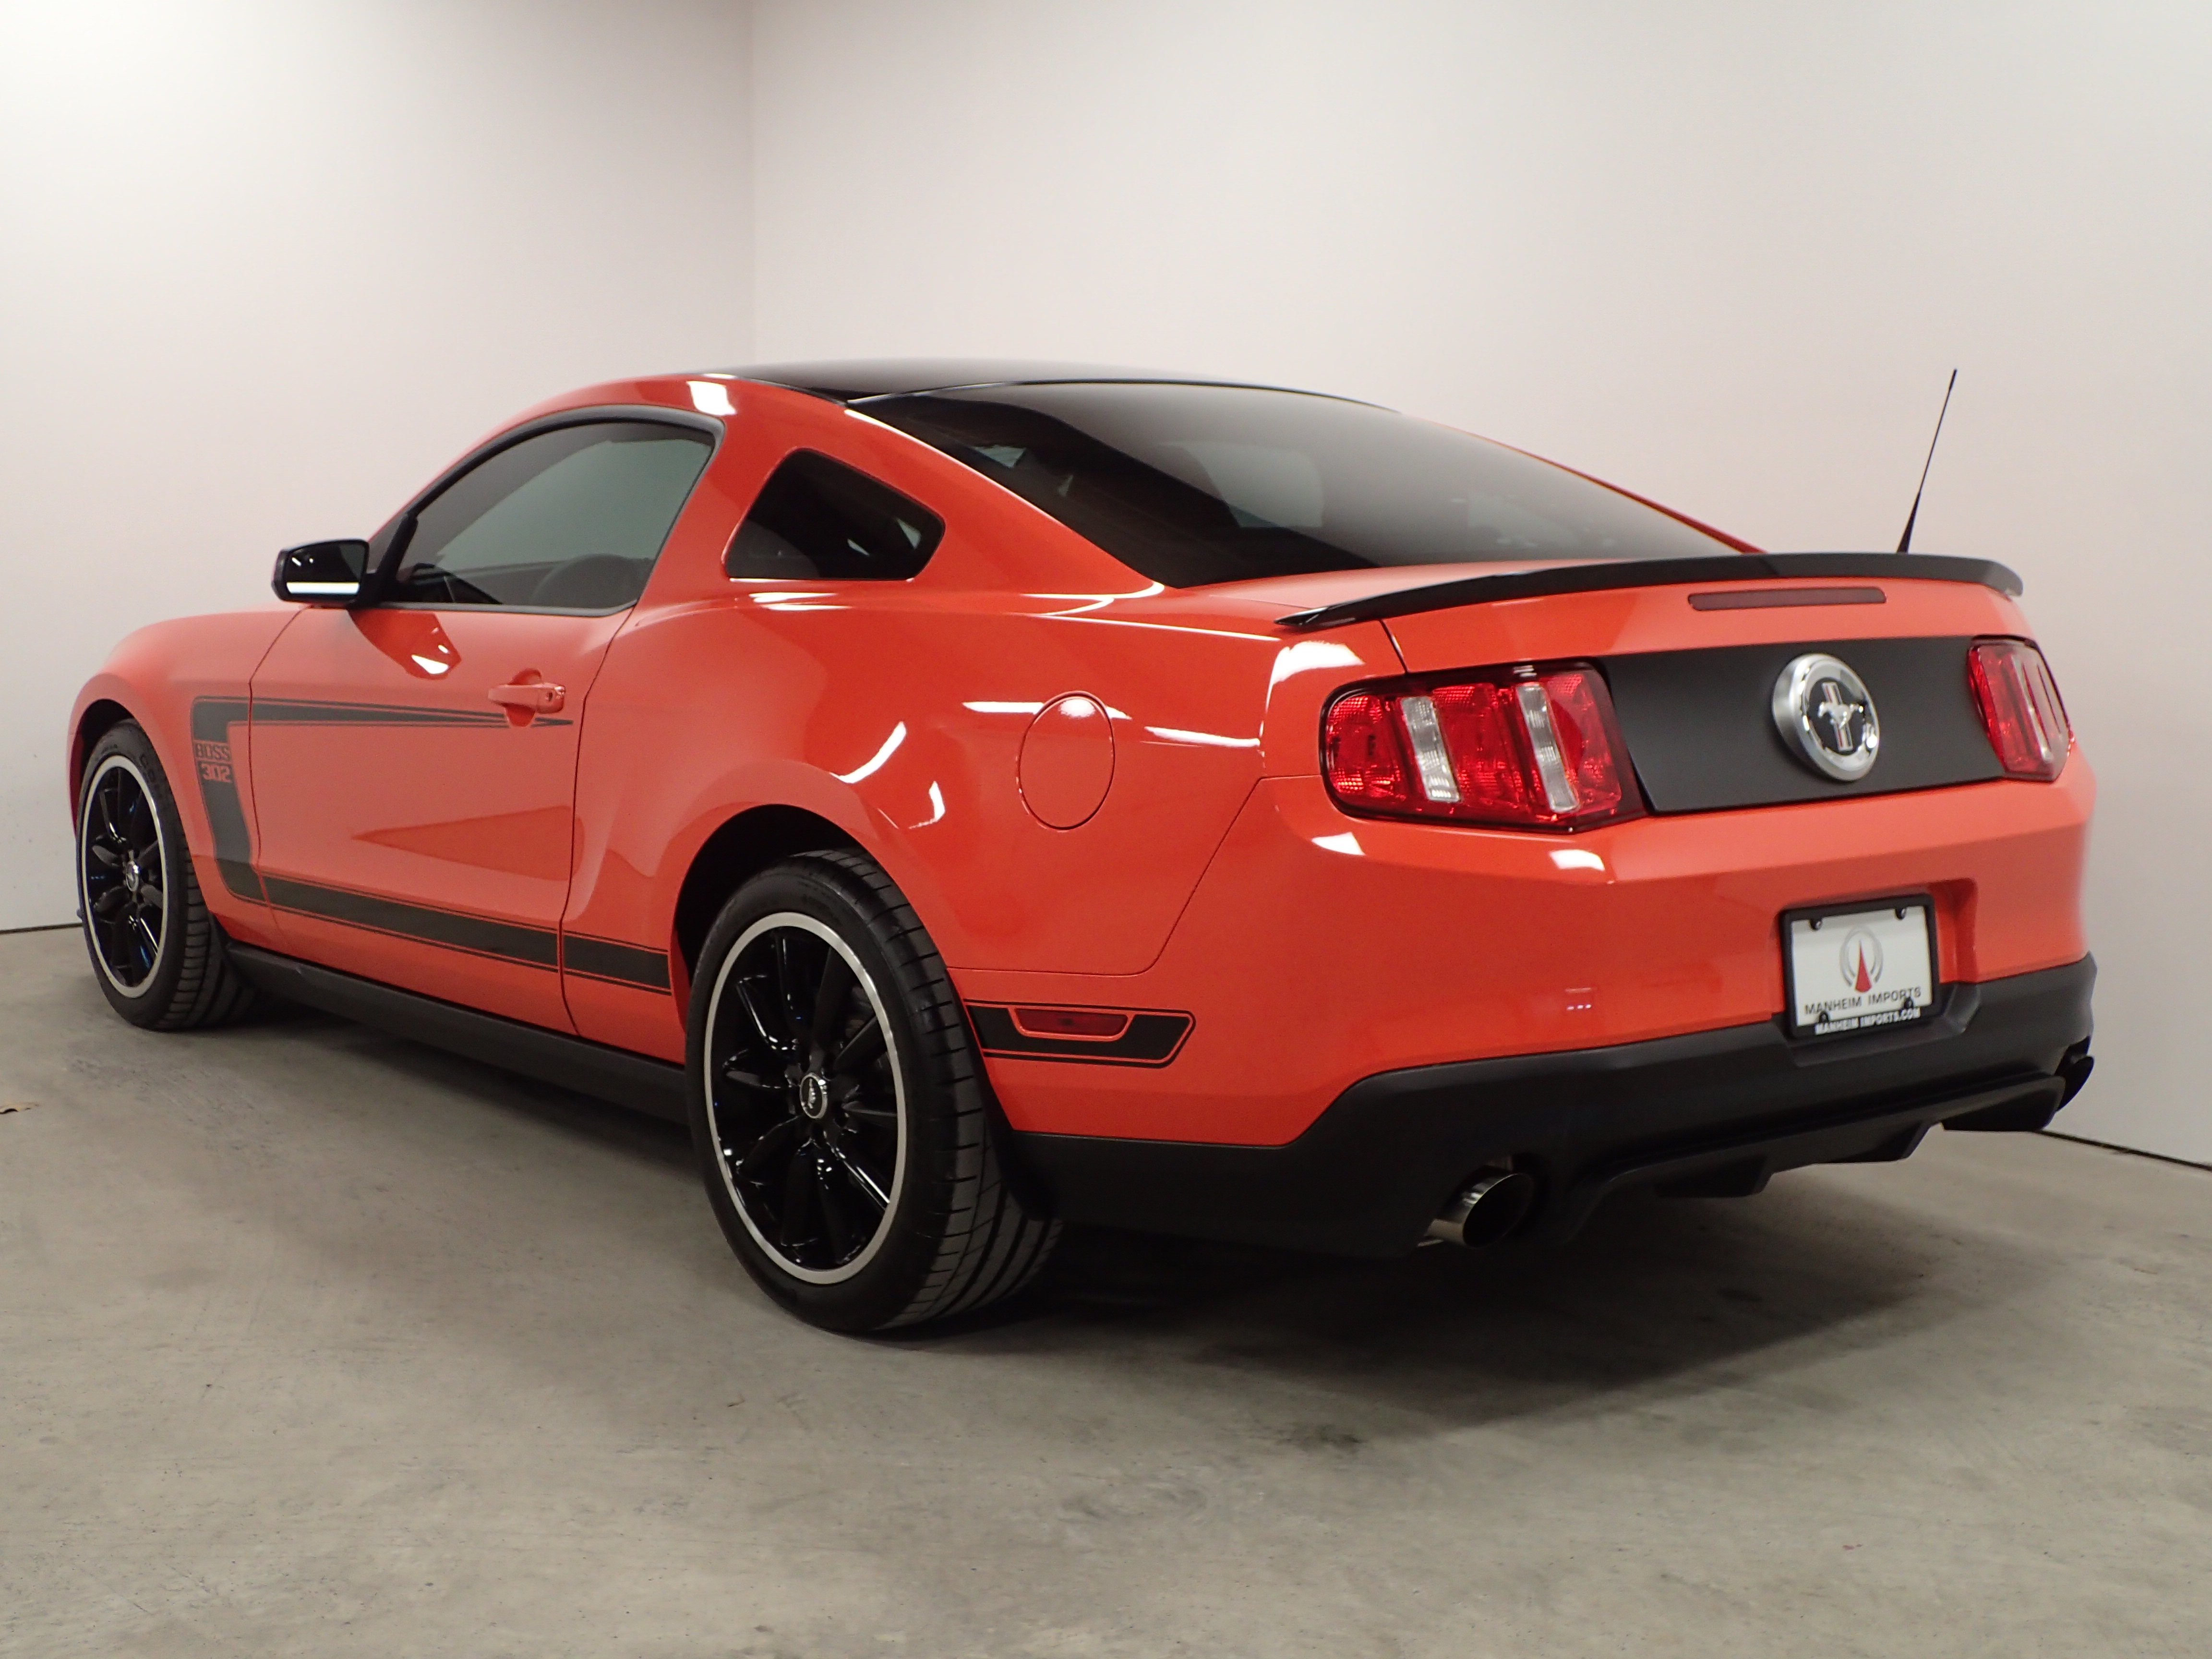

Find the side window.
xmin=393 ymin=421 xmax=713 ymax=610
xmin=725 ymin=450 xmax=944 ymax=581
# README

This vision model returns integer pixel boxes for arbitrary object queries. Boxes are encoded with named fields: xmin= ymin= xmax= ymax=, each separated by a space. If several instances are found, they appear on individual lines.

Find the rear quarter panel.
xmin=560 ymin=385 xmax=1373 ymax=1058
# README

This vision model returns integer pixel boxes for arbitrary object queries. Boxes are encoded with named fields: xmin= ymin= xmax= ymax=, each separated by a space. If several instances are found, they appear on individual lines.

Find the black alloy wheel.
xmin=708 ymin=912 xmax=906 ymax=1280
xmin=687 ymin=852 xmax=1059 ymax=1331
xmin=81 ymin=754 xmax=168 ymax=994
xmin=75 ymin=721 xmax=255 ymax=1031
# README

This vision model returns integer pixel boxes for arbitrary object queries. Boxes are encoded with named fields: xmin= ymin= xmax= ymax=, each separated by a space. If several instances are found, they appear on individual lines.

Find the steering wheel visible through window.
xmin=391 ymin=420 xmax=714 ymax=610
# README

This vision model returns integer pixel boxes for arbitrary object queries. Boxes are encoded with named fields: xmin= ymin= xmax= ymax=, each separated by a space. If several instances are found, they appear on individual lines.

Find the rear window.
xmin=862 ymin=382 xmax=1732 ymax=589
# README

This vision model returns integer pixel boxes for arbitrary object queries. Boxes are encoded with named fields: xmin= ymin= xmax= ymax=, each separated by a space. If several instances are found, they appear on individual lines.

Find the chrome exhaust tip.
xmin=1426 ymin=1168 xmax=1536 ymax=1248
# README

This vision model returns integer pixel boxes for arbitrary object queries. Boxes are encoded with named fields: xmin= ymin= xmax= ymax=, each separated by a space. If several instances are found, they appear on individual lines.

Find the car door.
xmin=248 ymin=414 xmax=716 ymax=1029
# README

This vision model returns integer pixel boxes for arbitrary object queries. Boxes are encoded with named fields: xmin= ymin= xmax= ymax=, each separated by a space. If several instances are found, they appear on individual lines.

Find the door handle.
xmin=489 ymin=677 xmax=565 ymax=715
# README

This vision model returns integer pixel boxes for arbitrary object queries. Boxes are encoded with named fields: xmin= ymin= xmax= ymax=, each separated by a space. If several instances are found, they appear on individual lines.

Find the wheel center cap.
xmin=122 ymin=860 xmax=141 ymax=894
xmin=797 ymin=1072 xmax=831 ymax=1121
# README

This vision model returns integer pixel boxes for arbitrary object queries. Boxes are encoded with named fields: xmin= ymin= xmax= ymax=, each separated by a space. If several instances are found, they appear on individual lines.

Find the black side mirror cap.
xmin=272 ymin=539 xmax=371 ymax=604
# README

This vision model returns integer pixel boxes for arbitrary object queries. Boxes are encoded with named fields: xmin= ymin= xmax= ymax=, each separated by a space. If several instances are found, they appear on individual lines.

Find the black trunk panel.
xmin=1602 ymin=636 xmax=2003 ymax=813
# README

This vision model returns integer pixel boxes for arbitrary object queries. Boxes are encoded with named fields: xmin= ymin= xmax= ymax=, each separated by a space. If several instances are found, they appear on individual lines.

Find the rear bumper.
xmin=974 ymin=768 xmax=2092 ymax=1147
xmin=1010 ymin=954 xmax=2094 ymax=1257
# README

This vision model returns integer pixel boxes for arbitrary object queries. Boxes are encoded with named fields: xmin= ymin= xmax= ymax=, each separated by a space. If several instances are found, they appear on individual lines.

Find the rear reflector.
xmin=1322 ymin=662 xmax=1641 ymax=830
xmin=1968 ymin=638 xmax=2070 ymax=780
xmin=1010 ymin=1006 xmax=1131 ymax=1040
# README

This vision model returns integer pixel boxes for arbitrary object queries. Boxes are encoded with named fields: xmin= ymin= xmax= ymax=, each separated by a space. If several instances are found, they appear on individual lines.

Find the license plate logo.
xmin=1786 ymin=902 xmax=1935 ymax=1036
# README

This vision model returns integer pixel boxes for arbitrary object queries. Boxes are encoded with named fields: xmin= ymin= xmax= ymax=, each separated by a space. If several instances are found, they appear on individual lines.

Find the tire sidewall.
xmin=77 ymin=723 xmax=193 ymax=1026
xmin=685 ymin=857 xmax=962 ymax=1332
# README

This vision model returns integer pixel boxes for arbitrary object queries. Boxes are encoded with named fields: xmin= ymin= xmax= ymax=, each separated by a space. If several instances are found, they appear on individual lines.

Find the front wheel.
xmin=75 ymin=720 xmax=255 ymax=1030
xmin=686 ymin=851 xmax=1058 ymax=1331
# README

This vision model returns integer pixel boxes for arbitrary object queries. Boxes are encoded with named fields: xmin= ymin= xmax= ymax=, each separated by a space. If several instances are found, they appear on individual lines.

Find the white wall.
xmin=749 ymin=0 xmax=2212 ymax=1161
xmin=0 ymin=0 xmax=752 ymax=926
xmin=8 ymin=2 xmax=2206 ymax=1164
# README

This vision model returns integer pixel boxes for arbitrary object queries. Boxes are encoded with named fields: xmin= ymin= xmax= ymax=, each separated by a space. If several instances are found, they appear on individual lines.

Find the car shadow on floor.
xmin=911 ymin=1155 xmax=2051 ymax=1431
xmin=236 ymin=995 xmax=703 ymax=1168
xmin=157 ymin=990 xmax=2056 ymax=1431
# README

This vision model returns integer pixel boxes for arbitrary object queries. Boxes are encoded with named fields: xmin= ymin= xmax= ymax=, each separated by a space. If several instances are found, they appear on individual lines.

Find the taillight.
xmin=1968 ymin=638 xmax=2070 ymax=781
xmin=1322 ymin=663 xmax=1642 ymax=830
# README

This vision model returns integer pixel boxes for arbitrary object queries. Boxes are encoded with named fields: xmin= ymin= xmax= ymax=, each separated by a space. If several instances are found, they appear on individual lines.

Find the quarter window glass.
xmin=395 ymin=421 xmax=713 ymax=609
xmin=726 ymin=450 xmax=944 ymax=581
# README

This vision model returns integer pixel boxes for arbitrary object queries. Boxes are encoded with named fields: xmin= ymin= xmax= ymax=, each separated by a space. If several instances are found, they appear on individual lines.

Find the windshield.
xmin=861 ymin=382 xmax=1734 ymax=589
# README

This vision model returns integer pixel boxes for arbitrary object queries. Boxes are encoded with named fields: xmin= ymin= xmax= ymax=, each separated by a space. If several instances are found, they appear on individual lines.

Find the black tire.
xmin=75 ymin=721 xmax=255 ymax=1031
xmin=685 ymin=850 xmax=1058 ymax=1332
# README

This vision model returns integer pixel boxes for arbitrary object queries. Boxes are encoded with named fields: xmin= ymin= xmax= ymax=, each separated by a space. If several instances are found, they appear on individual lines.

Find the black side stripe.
xmin=268 ymin=878 xmax=672 ymax=990
xmin=186 ymin=693 xmax=575 ymax=902
xmin=967 ymin=1005 xmax=1194 ymax=1068
xmin=562 ymin=934 xmax=673 ymax=992
xmin=187 ymin=698 xmax=657 ymax=986
xmin=252 ymin=697 xmax=571 ymax=728
xmin=263 ymin=876 xmax=562 ymax=968
xmin=189 ymin=697 xmax=264 ymax=902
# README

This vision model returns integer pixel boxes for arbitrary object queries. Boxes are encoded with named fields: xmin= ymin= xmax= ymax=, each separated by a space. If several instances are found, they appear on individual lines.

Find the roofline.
xmin=714 ymin=359 xmax=1372 ymax=406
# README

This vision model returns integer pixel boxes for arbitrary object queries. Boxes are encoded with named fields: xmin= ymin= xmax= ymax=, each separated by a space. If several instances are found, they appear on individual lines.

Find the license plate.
xmin=1783 ymin=899 xmax=1937 ymax=1037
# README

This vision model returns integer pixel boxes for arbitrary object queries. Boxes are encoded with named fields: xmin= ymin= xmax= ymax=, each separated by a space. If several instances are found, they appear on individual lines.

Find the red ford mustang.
xmin=69 ymin=362 xmax=2094 ymax=1330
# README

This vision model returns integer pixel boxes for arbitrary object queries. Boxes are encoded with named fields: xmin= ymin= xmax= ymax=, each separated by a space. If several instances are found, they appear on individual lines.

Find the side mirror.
xmin=272 ymin=539 xmax=371 ymax=604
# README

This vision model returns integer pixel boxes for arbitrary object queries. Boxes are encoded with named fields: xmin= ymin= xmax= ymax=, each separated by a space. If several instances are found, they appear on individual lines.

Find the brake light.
xmin=1322 ymin=663 xmax=1641 ymax=830
xmin=1968 ymin=638 xmax=2070 ymax=780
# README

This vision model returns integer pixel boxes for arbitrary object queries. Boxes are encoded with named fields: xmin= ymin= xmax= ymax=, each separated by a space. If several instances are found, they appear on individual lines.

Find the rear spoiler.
xmin=1274 ymin=553 xmax=2024 ymax=631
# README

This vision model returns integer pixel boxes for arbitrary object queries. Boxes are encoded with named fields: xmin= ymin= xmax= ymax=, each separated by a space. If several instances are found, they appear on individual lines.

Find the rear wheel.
xmin=76 ymin=721 xmax=254 ymax=1030
xmin=686 ymin=851 xmax=1058 ymax=1331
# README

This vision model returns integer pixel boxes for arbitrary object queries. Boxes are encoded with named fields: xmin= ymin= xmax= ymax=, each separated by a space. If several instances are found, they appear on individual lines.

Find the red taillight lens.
xmin=1318 ymin=691 xmax=1415 ymax=808
xmin=1322 ymin=663 xmax=1641 ymax=830
xmin=1967 ymin=638 xmax=2070 ymax=781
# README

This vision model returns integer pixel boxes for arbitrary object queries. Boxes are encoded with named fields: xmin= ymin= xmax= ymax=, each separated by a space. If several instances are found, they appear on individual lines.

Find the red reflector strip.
xmin=1010 ymin=1006 xmax=1131 ymax=1040
xmin=969 ymin=1004 xmax=1192 ymax=1067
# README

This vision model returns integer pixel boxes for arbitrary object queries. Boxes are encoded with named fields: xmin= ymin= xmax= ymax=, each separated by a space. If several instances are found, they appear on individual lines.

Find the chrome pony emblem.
xmin=1772 ymin=653 xmax=1880 ymax=781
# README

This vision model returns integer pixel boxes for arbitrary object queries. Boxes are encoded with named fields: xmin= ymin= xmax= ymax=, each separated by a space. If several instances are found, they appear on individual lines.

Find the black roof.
xmin=724 ymin=358 xmax=1316 ymax=404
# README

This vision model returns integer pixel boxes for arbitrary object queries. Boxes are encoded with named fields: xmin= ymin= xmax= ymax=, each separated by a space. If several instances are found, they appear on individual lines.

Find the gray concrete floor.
xmin=1 ymin=928 xmax=2207 ymax=1659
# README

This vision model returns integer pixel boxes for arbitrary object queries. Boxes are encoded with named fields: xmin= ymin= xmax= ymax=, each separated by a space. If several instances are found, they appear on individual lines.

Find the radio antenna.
xmin=1895 ymin=368 xmax=1957 ymax=554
